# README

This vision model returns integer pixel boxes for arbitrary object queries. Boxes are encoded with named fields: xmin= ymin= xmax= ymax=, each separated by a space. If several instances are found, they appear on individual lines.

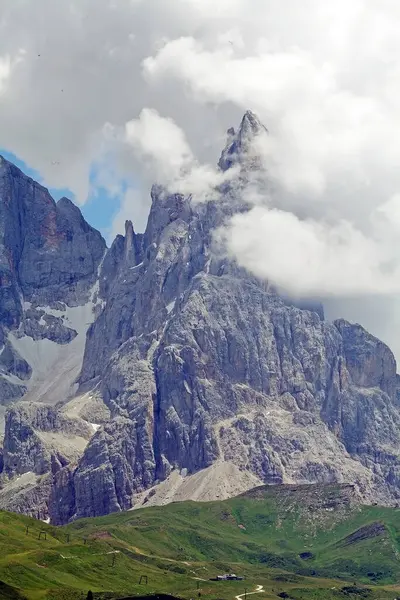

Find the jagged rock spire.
xmin=218 ymin=110 xmax=268 ymax=172
xmin=238 ymin=110 xmax=268 ymax=144
xmin=124 ymin=219 xmax=135 ymax=262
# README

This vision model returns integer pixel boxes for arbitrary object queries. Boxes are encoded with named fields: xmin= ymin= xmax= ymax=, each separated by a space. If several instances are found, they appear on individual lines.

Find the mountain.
xmin=1 ymin=112 xmax=400 ymax=523
xmin=0 ymin=484 xmax=400 ymax=599
xmin=0 ymin=156 xmax=106 ymax=406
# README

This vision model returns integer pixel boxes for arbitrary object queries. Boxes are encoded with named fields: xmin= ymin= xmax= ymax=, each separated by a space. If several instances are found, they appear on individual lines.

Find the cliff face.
xmin=0 ymin=158 xmax=105 ymax=312
xmin=0 ymin=157 xmax=106 ymax=405
xmin=2 ymin=113 xmax=400 ymax=523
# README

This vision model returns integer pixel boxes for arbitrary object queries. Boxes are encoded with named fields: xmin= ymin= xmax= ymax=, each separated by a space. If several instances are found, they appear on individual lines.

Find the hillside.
xmin=1 ymin=484 xmax=400 ymax=600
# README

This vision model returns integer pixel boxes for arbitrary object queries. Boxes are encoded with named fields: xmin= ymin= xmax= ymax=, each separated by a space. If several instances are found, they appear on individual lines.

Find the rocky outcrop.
xmin=73 ymin=416 xmax=155 ymax=519
xmin=0 ymin=402 xmax=95 ymax=520
xmin=3 ymin=403 xmax=93 ymax=476
xmin=0 ymin=337 xmax=31 ymax=381
xmin=49 ymin=464 xmax=76 ymax=525
xmin=17 ymin=308 xmax=77 ymax=344
xmin=0 ymin=471 xmax=52 ymax=520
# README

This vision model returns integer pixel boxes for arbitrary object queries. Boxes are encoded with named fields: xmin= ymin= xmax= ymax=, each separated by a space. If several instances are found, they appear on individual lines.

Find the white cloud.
xmin=140 ymin=0 xmax=400 ymax=308
xmin=125 ymin=108 xmax=193 ymax=182
xmin=110 ymin=188 xmax=148 ymax=241
xmin=219 ymin=206 xmax=400 ymax=297
xmin=2 ymin=0 xmax=400 ymax=352
xmin=0 ymin=55 xmax=11 ymax=94
xmin=121 ymin=108 xmax=235 ymax=200
xmin=0 ymin=0 xmax=235 ymax=204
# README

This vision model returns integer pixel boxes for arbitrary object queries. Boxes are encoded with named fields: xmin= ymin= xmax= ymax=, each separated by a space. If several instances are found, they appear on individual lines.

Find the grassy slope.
xmin=1 ymin=484 xmax=400 ymax=600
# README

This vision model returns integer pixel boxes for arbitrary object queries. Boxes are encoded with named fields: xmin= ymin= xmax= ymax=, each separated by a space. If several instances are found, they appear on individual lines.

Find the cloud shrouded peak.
xmin=207 ymin=109 xmax=400 ymax=301
xmin=3 ymin=0 xmax=400 ymax=353
xmin=218 ymin=110 xmax=268 ymax=172
xmin=238 ymin=110 xmax=268 ymax=145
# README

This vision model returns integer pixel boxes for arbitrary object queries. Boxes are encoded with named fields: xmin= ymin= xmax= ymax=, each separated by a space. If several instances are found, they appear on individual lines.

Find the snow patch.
xmin=0 ymin=372 xmax=25 ymax=385
xmin=7 ymin=276 xmax=103 ymax=407
xmin=35 ymin=305 xmax=64 ymax=318
xmin=130 ymin=261 xmax=143 ymax=270
xmin=91 ymin=423 xmax=101 ymax=432
xmin=166 ymin=301 xmax=175 ymax=314
xmin=184 ymin=380 xmax=192 ymax=394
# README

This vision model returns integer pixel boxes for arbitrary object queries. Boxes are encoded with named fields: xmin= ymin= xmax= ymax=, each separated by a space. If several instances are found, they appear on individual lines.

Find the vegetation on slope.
xmin=1 ymin=484 xmax=400 ymax=600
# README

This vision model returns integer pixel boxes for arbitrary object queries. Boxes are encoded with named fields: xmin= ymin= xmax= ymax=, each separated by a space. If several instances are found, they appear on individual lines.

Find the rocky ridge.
xmin=0 ymin=155 xmax=106 ymax=408
xmin=1 ymin=111 xmax=400 ymax=523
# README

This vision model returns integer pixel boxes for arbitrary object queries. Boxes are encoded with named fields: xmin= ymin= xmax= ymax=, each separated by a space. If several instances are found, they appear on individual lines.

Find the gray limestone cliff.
xmin=2 ymin=113 xmax=400 ymax=523
xmin=0 ymin=402 xmax=93 ymax=519
xmin=0 ymin=156 xmax=106 ymax=404
xmin=3 ymin=403 xmax=93 ymax=476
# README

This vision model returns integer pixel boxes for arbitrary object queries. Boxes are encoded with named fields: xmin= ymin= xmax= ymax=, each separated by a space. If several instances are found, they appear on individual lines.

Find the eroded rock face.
xmin=0 ymin=471 xmax=52 ymax=521
xmin=3 ymin=403 xmax=93 ymax=476
xmin=0 ymin=157 xmax=106 ymax=404
xmin=0 ymin=159 xmax=105 ymax=310
xmin=334 ymin=318 xmax=397 ymax=397
xmin=0 ymin=403 xmax=95 ymax=520
xmin=3 ymin=113 xmax=400 ymax=523
xmin=49 ymin=464 xmax=75 ymax=525
xmin=73 ymin=415 xmax=155 ymax=519
xmin=0 ymin=337 xmax=31 ymax=381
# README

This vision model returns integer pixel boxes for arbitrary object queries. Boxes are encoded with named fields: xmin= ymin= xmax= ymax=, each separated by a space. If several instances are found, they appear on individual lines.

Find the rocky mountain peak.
xmin=239 ymin=109 xmax=268 ymax=142
xmin=219 ymin=109 xmax=268 ymax=172
xmin=2 ymin=113 xmax=400 ymax=524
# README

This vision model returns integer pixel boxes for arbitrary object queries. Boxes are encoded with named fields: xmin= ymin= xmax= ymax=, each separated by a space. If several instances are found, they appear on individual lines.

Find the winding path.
xmin=235 ymin=584 xmax=264 ymax=600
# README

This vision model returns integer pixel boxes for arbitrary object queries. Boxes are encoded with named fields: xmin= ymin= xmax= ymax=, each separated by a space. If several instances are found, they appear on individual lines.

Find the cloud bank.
xmin=2 ymin=0 xmax=400 ymax=351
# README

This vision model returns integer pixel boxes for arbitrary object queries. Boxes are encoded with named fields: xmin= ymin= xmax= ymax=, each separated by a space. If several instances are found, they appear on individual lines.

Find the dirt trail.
xmin=235 ymin=585 xmax=264 ymax=600
xmin=59 ymin=550 xmax=120 ymax=559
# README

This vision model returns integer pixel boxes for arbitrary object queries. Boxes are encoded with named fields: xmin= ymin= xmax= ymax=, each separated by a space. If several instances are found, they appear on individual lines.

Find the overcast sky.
xmin=2 ymin=0 xmax=400 ymax=357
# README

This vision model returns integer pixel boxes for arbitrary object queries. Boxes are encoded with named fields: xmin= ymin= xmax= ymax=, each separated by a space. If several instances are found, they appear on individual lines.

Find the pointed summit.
xmin=218 ymin=110 xmax=268 ymax=172
xmin=124 ymin=219 xmax=138 ymax=265
xmin=239 ymin=110 xmax=267 ymax=143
